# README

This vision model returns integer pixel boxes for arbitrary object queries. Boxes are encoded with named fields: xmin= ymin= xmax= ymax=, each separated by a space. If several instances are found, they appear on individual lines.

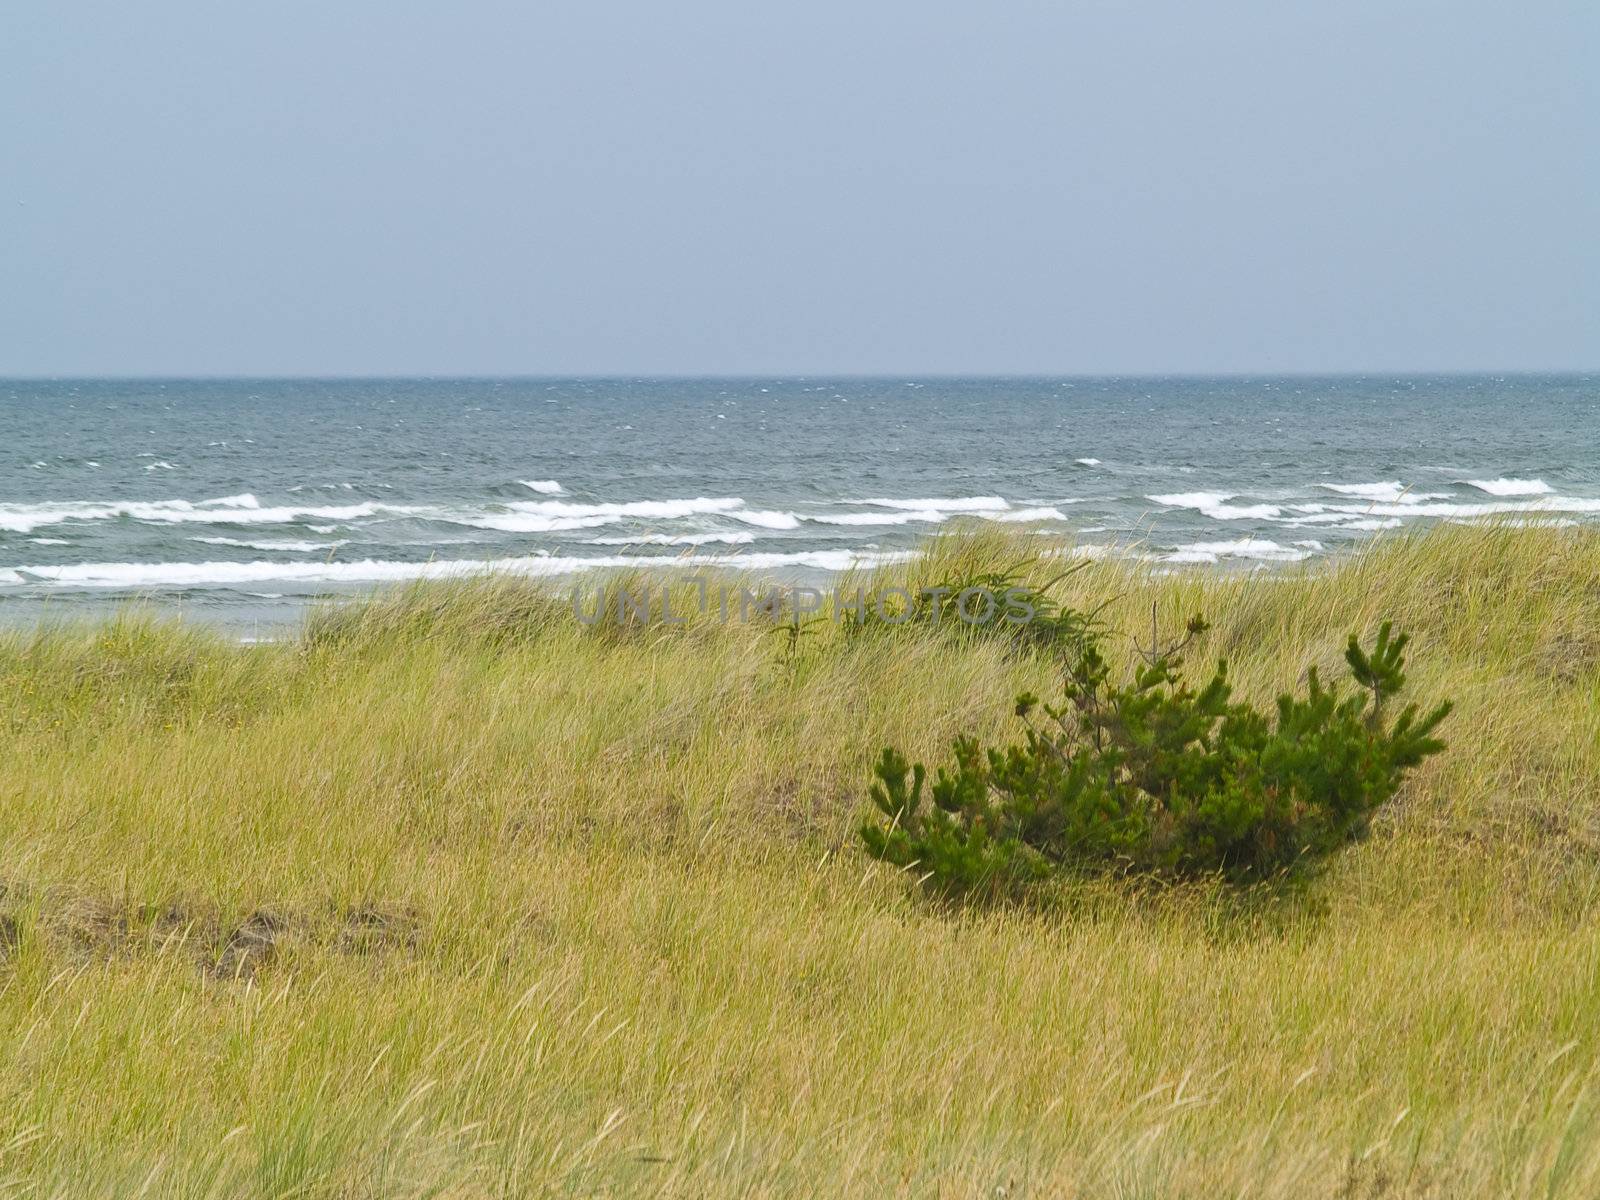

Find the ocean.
xmin=2 ymin=375 xmax=1596 ymax=633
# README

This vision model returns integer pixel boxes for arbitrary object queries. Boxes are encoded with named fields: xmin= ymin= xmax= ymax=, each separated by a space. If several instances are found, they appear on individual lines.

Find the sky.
xmin=3 ymin=1 xmax=1596 ymax=376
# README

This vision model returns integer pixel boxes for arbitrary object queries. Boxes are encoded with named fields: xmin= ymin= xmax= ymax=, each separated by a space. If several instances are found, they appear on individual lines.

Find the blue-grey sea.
xmin=2 ymin=376 xmax=1596 ymax=633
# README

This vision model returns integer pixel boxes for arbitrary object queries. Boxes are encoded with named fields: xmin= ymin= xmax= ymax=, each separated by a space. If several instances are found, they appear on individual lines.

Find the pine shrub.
xmin=860 ymin=620 xmax=1451 ymax=898
xmin=843 ymin=560 xmax=1101 ymax=657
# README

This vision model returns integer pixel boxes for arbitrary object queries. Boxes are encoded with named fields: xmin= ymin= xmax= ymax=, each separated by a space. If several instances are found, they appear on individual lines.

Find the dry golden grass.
xmin=1 ymin=522 xmax=1598 ymax=1197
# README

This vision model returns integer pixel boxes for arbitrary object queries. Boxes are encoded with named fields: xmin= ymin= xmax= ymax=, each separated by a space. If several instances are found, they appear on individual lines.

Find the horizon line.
xmin=2 ymin=368 xmax=1595 ymax=384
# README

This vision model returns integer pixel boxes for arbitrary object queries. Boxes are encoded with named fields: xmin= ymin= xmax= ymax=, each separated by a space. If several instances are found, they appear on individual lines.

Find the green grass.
xmin=2 ymin=522 xmax=1599 ymax=1197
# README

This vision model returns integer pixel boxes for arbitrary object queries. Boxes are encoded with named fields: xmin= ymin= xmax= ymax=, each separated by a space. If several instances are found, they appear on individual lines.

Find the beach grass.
xmin=2 ymin=522 xmax=1599 ymax=1197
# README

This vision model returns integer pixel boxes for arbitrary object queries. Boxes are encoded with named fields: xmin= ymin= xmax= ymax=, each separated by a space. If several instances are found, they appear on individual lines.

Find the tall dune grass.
xmin=1 ymin=523 xmax=1598 ymax=1196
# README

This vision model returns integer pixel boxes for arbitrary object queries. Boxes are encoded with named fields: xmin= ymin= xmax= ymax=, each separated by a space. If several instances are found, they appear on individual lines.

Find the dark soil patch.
xmin=212 ymin=910 xmax=287 ymax=981
xmin=336 ymin=906 xmax=419 ymax=955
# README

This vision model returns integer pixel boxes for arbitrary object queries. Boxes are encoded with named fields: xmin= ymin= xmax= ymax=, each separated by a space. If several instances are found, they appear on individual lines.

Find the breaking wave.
xmin=0 ymin=495 xmax=427 ymax=533
xmin=1165 ymin=538 xmax=1311 ymax=565
xmin=191 ymin=536 xmax=351 ymax=553
xmin=1462 ymin=478 xmax=1553 ymax=496
xmin=1148 ymin=492 xmax=1284 ymax=521
xmin=1 ymin=549 xmax=917 ymax=590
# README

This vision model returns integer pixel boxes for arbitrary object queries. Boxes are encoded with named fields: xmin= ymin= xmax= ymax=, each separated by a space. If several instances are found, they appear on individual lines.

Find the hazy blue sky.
xmin=4 ymin=1 xmax=1596 ymax=375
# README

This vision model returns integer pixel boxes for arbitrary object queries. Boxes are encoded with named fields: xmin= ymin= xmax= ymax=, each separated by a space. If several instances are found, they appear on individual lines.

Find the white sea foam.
xmin=587 ymin=532 xmax=757 ymax=547
xmin=725 ymin=509 xmax=803 ymax=530
xmin=192 ymin=536 xmax=350 ymax=553
xmin=521 ymin=480 xmax=565 ymax=494
xmin=1300 ymin=497 xmax=1600 ymax=520
xmin=448 ymin=513 xmax=620 ymax=534
xmin=171 ymin=502 xmax=423 ymax=525
xmin=810 ymin=509 xmax=947 ymax=526
xmin=854 ymin=496 xmax=1009 ymax=512
xmin=0 ymin=549 xmax=917 ymax=589
xmin=988 ymin=506 xmax=1071 ymax=523
xmin=1330 ymin=518 xmax=1405 ymax=532
xmin=506 ymin=497 xmax=746 ymax=520
xmin=0 ymin=491 xmax=798 ymax=537
xmin=805 ymin=502 xmax=1074 ymax=528
xmin=1155 ymin=487 xmax=1597 ymax=526
xmin=1463 ymin=478 xmax=1552 ymax=496
xmin=1276 ymin=510 xmax=1407 ymax=530
xmin=1074 ymin=458 xmax=1101 ymax=466
xmin=27 ymin=537 xmax=70 ymax=546
xmin=1320 ymin=481 xmax=1411 ymax=503
xmin=0 ymin=494 xmax=421 ymax=533
xmin=1148 ymin=492 xmax=1283 ymax=520
xmin=1165 ymin=539 xmax=1309 ymax=565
